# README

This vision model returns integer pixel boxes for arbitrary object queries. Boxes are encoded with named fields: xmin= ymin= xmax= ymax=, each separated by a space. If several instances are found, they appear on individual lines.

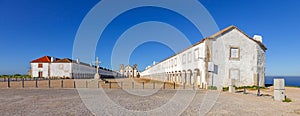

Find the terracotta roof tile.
xmin=31 ymin=56 xmax=52 ymax=63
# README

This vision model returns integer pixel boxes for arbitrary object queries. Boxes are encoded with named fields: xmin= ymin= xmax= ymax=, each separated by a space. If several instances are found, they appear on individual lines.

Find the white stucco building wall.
xmin=141 ymin=26 xmax=267 ymax=90
xmin=30 ymin=56 xmax=118 ymax=79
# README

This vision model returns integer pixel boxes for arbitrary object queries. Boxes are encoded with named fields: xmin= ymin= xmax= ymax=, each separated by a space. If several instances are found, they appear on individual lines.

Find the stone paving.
xmin=0 ymin=78 xmax=299 ymax=115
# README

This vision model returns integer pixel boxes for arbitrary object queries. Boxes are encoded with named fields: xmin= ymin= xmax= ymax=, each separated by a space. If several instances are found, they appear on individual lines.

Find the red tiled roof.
xmin=31 ymin=56 xmax=52 ymax=63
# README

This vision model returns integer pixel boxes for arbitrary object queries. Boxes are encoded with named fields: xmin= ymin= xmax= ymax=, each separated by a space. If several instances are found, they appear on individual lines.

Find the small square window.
xmin=230 ymin=47 xmax=240 ymax=60
xmin=38 ymin=64 xmax=43 ymax=68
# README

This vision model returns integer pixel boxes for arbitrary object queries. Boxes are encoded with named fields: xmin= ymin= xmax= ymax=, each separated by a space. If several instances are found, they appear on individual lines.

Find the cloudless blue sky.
xmin=0 ymin=0 xmax=299 ymax=76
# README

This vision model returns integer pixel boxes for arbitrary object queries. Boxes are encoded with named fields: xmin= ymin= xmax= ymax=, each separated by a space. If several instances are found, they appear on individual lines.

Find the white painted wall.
xmin=210 ymin=29 xmax=265 ymax=89
xmin=141 ymin=28 xmax=266 ymax=89
xmin=31 ymin=63 xmax=50 ymax=78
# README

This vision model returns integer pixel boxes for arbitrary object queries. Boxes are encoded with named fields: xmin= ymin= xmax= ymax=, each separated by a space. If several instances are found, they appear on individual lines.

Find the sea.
xmin=265 ymin=76 xmax=300 ymax=87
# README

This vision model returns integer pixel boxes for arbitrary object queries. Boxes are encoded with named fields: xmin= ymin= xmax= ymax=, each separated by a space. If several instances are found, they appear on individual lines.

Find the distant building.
xmin=30 ymin=56 xmax=116 ymax=79
xmin=118 ymin=64 xmax=140 ymax=78
xmin=141 ymin=26 xmax=267 ymax=90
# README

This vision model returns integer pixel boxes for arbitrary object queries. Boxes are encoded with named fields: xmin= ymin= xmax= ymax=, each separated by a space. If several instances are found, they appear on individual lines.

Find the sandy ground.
xmin=0 ymin=78 xmax=300 ymax=115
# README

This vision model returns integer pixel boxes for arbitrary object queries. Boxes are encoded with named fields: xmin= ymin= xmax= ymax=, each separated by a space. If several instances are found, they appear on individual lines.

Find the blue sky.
xmin=0 ymin=0 xmax=299 ymax=76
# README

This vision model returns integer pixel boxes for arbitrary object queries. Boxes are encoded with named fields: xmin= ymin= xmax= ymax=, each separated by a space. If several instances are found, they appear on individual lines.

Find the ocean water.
xmin=265 ymin=76 xmax=300 ymax=87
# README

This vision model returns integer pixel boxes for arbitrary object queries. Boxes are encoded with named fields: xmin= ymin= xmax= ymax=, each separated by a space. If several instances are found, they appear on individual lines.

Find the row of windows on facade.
xmin=157 ymin=47 xmax=240 ymax=69
xmin=37 ymin=64 xmax=97 ymax=71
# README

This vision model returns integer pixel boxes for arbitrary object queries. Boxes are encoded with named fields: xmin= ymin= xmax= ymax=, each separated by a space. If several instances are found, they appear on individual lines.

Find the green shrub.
xmin=283 ymin=98 xmax=292 ymax=102
xmin=222 ymin=87 xmax=229 ymax=91
xmin=208 ymin=86 xmax=217 ymax=90
xmin=235 ymin=86 xmax=266 ymax=90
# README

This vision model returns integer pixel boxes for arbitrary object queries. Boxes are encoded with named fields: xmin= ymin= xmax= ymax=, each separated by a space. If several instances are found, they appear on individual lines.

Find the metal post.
xmin=142 ymin=82 xmax=144 ymax=89
xmin=48 ymin=79 xmax=51 ymax=88
xmin=163 ymin=82 xmax=165 ymax=89
xmin=244 ymin=86 xmax=246 ymax=94
xmin=61 ymin=80 xmax=63 ymax=88
xmin=121 ymin=82 xmax=123 ymax=89
xmin=22 ymin=78 xmax=24 ymax=88
xmin=98 ymin=81 xmax=99 ymax=88
xmin=153 ymin=82 xmax=155 ymax=89
xmin=183 ymin=83 xmax=186 ymax=89
xmin=35 ymin=78 xmax=38 ymax=88
xmin=4 ymin=77 xmax=6 ymax=82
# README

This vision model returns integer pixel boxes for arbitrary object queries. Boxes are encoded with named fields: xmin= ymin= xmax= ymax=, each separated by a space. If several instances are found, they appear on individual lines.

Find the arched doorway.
xmin=187 ymin=69 xmax=193 ymax=85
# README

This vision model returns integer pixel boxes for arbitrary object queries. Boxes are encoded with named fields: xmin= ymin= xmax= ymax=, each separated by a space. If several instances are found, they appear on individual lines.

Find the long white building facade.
xmin=30 ymin=56 xmax=117 ymax=79
xmin=141 ymin=26 xmax=267 ymax=90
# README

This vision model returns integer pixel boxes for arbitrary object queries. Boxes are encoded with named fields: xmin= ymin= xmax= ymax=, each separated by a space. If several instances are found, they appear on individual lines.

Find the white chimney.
xmin=253 ymin=35 xmax=263 ymax=43
xmin=51 ymin=57 xmax=54 ymax=62
xmin=76 ymin=58 xmax=80 ymax=64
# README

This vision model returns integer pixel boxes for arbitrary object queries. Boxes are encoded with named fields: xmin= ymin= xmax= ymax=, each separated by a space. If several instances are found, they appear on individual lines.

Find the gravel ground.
xmin=0 ymin=83 xmax=299 ymax=115
xmin=0 ymin=89 xmax=92 ymax=116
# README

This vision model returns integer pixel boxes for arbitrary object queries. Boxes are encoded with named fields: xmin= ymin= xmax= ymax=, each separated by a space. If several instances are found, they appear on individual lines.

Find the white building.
xmin=140 ymin=26 xmax=267 ymax=90
xmin=30 ymin=56 xmax=116 ymax=79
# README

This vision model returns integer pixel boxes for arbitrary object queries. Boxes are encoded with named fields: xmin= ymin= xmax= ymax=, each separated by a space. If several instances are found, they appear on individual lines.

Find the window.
xmin=194 ymin=48 xmax=199 ymax=61
xmin=229 ymin=47 xmax=240 ymax=60
xmin=188 ymin=52 xmax=192 ymax=62
xmin=38 ymin=64 xmax=43 ymax=68
xmin=182 ymin=54 xmax=186 ymax=64
xmin=174 ymin=58 xmax=177 ymax=66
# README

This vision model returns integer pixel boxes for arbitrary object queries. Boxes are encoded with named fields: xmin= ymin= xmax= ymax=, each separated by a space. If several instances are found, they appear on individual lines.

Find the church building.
xmin=118 ymin=64 xmax=140 ymax=78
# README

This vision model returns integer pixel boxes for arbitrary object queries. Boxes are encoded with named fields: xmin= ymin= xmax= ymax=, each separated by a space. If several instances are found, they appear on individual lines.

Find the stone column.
xmin=274 ymin=78 xmax=285 ymax=101
xmin=229 ymin=79 xmax=236 ymax=93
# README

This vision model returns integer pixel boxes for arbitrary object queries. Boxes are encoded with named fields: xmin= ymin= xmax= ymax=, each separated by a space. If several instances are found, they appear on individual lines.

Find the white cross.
xmin=95 ymin=57 xmax=102 ymax=74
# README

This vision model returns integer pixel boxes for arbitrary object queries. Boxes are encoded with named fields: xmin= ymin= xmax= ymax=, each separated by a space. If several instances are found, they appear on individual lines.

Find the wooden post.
xmin=153 ymin=82 xmax=155 ymax=89
xmin=257 ymin=73 xmax=260 ymax=96
xmin=174 ymin=82 xmax=176 ymax=89
xmin=121 ymin=82 xmax=123 ymax=89
xmin=86 ymin=80 xmax=88 ymax=88
xmin=61 ymin=80 xmax=63 ymax=88
xmin=48 ymin=79 xmax=51 ymax=88
xmin=35 ymin=78 xmax=38 ymax=88
xmin=132 ymin=82 xmax=134 ymax=89
xmin=163 ymin=82 xmax=165 ymax=89
xmin=22 ymin=78 xmax=24 ymax=88
xmin=109 ymin=81 xmax=112 ymax=89
xmin=7 ymin=78 xmax=10 ymax=88
xmin=73 ymin=80 xmax=76 ymax=88
xmin=142 ymin=82 xmax=144 ymax=89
